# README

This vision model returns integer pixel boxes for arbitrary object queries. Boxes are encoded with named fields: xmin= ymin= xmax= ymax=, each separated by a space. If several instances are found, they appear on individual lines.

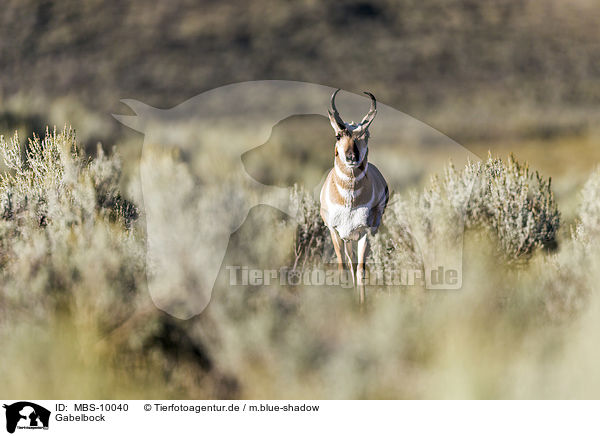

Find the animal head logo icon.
xmin=3 ymin=402 xmax=50 ymax=434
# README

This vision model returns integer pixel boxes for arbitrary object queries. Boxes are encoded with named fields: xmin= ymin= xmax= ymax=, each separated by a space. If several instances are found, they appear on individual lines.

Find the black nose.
xmin=346 ymin=144 xmax=359 ymax=163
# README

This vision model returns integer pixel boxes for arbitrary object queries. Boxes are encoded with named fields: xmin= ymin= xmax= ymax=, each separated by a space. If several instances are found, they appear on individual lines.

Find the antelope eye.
xmin=336 ymin=133 xmax=342 ymax=140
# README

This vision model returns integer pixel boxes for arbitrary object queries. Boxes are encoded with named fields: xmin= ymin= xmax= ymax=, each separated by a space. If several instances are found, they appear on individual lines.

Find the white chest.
xmin=327 ymin=203 xmax=371 ymax=240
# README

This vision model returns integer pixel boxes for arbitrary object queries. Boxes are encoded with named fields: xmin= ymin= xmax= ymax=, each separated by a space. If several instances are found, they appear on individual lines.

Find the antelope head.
xmin=328 ymin=89 xmax=377 ymax=168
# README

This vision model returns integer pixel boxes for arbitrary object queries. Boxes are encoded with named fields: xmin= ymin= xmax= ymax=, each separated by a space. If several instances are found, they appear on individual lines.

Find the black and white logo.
xmin=3 ymin=402 xmax=50 ymax=434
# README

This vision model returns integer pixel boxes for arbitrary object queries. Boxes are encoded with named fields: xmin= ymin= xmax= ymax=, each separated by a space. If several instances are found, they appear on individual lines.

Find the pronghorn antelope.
xmin=320 ymin=89 xmax=389 ymax=303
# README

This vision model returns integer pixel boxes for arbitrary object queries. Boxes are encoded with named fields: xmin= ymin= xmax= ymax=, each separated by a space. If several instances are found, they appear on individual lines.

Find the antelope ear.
xmin=112 ymin=99 xmax=157 ymax=133
xmin=328 ymin=110 xmax=345 ymax=134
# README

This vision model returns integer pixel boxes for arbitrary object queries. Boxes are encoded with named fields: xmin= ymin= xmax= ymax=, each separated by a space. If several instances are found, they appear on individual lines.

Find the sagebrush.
xmin=2 ymin=127 xmax=600 ymax=399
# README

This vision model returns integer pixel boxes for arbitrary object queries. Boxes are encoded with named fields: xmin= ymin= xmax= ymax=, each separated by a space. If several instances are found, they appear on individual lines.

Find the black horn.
xmin=328 ymin=89 xmax=346 ymax=130
xmin=359 ymin=91 xmax=377 ymax=129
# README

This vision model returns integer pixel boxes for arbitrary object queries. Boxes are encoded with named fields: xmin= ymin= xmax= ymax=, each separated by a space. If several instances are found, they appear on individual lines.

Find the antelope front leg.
xmin=357 ymin=233 xmax=369 ymax=305
xmin=329 ymin=227 xmax=344 ymax=274
xmin=344 ymin=240 xmax=355 ymax=289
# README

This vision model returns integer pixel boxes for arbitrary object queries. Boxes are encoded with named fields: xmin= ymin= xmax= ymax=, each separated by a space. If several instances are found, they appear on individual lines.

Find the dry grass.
xmin=1 ymin=127 xmax=599 ymax=399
